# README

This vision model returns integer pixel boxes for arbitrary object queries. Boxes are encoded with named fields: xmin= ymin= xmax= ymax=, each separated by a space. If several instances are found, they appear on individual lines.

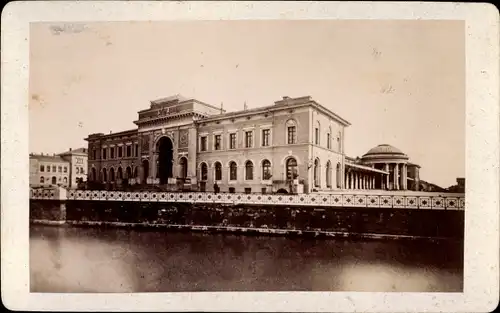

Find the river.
xmin=30 ymin=225 xmax=463 ymax=292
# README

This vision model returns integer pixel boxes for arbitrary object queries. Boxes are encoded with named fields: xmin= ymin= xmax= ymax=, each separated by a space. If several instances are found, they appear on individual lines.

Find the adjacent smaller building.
xmin=29 ymin=148 xmax=88 ymax=188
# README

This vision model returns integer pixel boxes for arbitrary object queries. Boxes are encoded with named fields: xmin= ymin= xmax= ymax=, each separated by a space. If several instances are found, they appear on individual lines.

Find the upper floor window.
xmin=262 ymin=129 xmax=270 ymax=147
xmin=315 ymin=127 xmax=320 ymax=145
xmin=135 ymin=144 xmax=139 ymax=156
xmin=64 ymin=166 xmax=67 ymax=173
xmin=229 ymin=133 xmax=236 ymax=149
xmin=102 ymin=148 xmax=107 ymax=160
xmin=327 ymin=133 xmax=331 ymax=149
xmin=287 ymin=126 xmax=296 ymax=144
xmin=93 ymin=149 xmax=97 ymax=160
xmin=200 ymin=136 xmax=207 ymax=151
xmin=47 ymin=166 xmax=51 ymax=173
xmin=40 ymin=177 xmax=44 ymax=183
xmin=80 ymin=167 xmax=85 ymax=175
xmin=110 ymin=147 xmax=115 ymax=159
xmin=214 ymin=134 xmax=222 ymax=151
xmin=76 ymin=167 xmax=80 ymax=174
xmin=337 ymin=131 xmax=342 ymax=151
xmin=245 ymin=131 xmax=253 ymax=148
xmin=58 ymin=166 xmax=62 ymax=173
xmin=126 ymin=145 xmax=132 ymax=157
xmin=40 ymin=165 xmax=44 ymax=172
xmin=52 ymin=166 xmax=56 ymax=172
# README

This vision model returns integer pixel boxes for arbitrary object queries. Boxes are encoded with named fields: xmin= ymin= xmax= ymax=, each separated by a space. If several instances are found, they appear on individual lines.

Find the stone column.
xmin=384 ymin=163 xmax=389 ymax=190
xmin=403 ymin=164 xmax=408 ymax=190
xmin=393 ymin=163 xmax=399 ymax=190
xmin=373 ymin=176 xmax=376 ymax=189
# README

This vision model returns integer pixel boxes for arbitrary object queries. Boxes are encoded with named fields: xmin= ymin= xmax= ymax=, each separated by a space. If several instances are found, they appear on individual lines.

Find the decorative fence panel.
xmin=31 ymin=188 xmax=465 ymax=211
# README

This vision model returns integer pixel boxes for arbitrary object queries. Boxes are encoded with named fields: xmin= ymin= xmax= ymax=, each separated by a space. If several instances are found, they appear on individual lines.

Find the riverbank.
xmin=30 ymin=218 xmax=461 ymax=243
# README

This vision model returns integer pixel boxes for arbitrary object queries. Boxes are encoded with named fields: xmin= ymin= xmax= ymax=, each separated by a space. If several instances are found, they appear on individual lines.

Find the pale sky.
xmin=29 ymin=20 xmax=465 ymax=188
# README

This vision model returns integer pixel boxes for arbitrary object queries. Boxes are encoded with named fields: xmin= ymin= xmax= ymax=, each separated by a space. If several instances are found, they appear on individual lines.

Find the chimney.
xmin=283 ymin=96 xmax=290 ymax=100
xmin=69 ymin=148 xmax=72 ymax=151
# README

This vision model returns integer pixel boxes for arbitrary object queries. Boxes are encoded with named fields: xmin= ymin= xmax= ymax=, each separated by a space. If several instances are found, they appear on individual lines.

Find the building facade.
xmin=85 ymin=95 xmax=421 ymax=193
xmin=30 ymin=148 xmax=88 ymax=188
xmin=30 ymin=154 xmax=71 ymax=187
xmin=59 ymin=148 xmax=89 ymax=188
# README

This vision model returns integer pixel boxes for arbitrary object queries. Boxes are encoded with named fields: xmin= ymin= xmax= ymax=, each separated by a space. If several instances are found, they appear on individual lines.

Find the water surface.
xmin=30 ymin=225 xmax=463 ymax=292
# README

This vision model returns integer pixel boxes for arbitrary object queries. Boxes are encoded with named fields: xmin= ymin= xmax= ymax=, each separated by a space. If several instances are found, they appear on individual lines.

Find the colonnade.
xmin=344 ymin=162 xmax=409 ymax=191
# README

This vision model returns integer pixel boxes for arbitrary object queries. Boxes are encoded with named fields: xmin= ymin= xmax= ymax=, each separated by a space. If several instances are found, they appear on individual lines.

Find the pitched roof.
xmin=58 ymin=147 xmax=88 ymax=155
xmin=30 ymin=154 xmax=68 ymax=163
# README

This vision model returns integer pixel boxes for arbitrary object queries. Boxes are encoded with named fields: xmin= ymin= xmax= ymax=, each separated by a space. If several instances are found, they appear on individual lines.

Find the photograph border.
xmin=1 ymin=1 xmax=499 ymax=312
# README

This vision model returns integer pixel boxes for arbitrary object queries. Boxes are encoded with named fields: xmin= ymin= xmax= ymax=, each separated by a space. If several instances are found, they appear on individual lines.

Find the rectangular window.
xmin=261 ymin=187 xmax=267 ymax=194
xmin=118 ymin=146 xmax=122 ymax=158
xmin=200 ymin=136 xmax=207 ymax=151
xmin=110 ymin=147 xmax=115 ymax=159
xmin=52 ymin=166 xmax=56 ymax=172
xmin=244 ymin=188 xmax=251 ymax=194
xmin=126 ymin=145 xmax=132 ymax=157
xmin=214 ymin=135 xmax=221 ymax=150
xmin=102 ymin=148 xmax=107 ymax=160
xmin=229 ymin=133 xmax=236 ymax=149
xmin=245 ymin=131 xmax=253 ymax=148
xmin=327 ymin=133 xmax=331 ymax=149
xmin=40 ymin=165 xmax=44 ymax=172
xmin=64 ymin=166 xmax=67 ymax=173
xmin=229 ymin=187 xmax=236 ymax=193
xmin=47 ymin=166 xmax=50 ymax=173
xmin=58 ymin=166 xmax=62 ymax=173
xmin=287 ymin=126 xmax=296 ymax=144
xmin=315 ymin=128 xmax=319 ymax=145
xmin=93 ymin=149 xmax=97 ymax=160
xmin=135 ymin=144 xmax=139 ymax=156
xmin=262 ymin=129 xmax=270 ymax=147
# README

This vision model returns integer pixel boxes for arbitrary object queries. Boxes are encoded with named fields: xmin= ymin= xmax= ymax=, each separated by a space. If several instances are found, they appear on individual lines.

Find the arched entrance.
xmin=276 ymin=188 xmax=289 ymax=194
xmin=179 ymin=157 xmax=188 ymax=179
xmin=157 ymin=137 xmax=174 ymax=184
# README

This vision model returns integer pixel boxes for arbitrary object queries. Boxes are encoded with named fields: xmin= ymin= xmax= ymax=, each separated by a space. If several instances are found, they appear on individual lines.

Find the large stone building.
xmin=85 ymin=95 xmax=421 ymax=193
xmin=30 ymin=148 xmax=88 ymax=188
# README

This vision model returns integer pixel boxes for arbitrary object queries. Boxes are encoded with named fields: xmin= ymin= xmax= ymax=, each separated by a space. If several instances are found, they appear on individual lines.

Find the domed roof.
xmin=362 ymin=144 xmax=408 ymax=160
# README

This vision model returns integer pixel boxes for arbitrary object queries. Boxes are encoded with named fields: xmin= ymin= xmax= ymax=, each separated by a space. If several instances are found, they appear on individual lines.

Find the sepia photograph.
xmin=2 ymin=1 xmax=499 ymax=312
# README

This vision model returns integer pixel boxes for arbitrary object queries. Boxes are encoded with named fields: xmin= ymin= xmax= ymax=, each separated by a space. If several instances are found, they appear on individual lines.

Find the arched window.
xmin=286 ymin=158 xmax=298 ymax=180
xmin=229 ymin=161 xmax=237 ymax=181
xmin=134 ymin=166 xmax=138 ymax=178
xmin=91 ymin=167 xmax=96 ymax=181
xmin=262 ymin=159 xmax=272 ymax=180
xmin=40 ymin=177 xmax=44 ymax=184
xmin=314 ymin=158 xmax=320 ymax=187
xmin=200 ymin=163 xmax=208 ymax=181
xmin=51 ymin=176 xmax=57 ymax=185
xmin=126 ymin=166 xmax=132 ymax=179
xmin=326 ymin=161 xmax=332 ymax=188
xmin=63 ymin=177 xmax=68 ymax=184
xmin=179 ymin=157 xmax=188 ymax=179
xmin=245 ymin=161 xmax=254 ymax=180
xmin=286 ymin=119 xmax=298 ymax=145
xmin=110 ymin=168 xmax=115 ymax=182
xmin=336 ymin=163 xmax=342 ymax=188
xmin=117 ymin=167 xmax=123 ymax=180
xmin=102 ymin=168 xmax=108 ymax=182
xmin=76 ymin=167 xmax=80 ymax=174
xmin=214 ymin=162 xmax=222 ymax=181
